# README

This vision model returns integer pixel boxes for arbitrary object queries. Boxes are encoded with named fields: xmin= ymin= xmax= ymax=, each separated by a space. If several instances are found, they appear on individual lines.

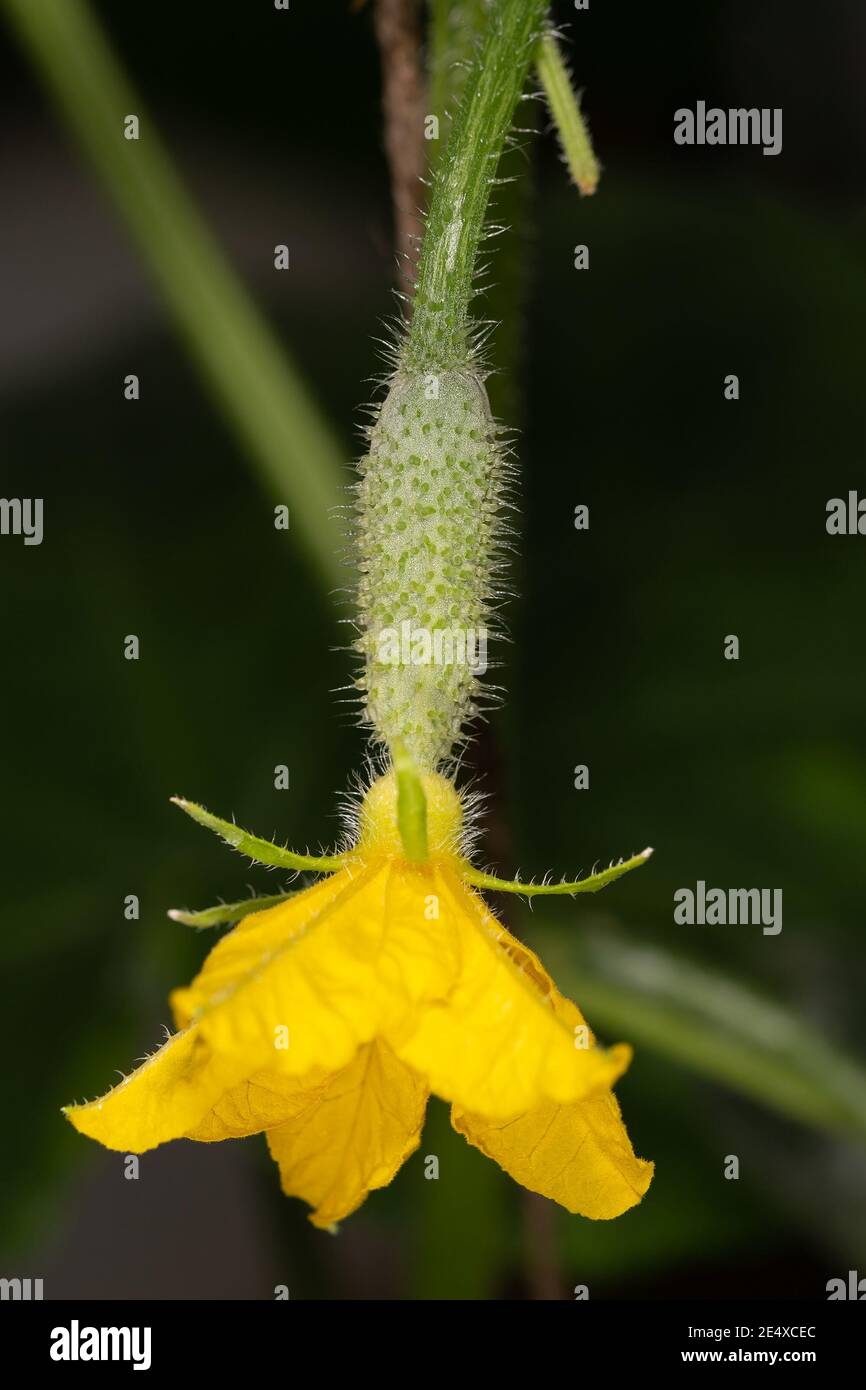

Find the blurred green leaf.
xmin=538 ymin=923 xmax=866 ymax=1141
xmin=1 ymin=0 xmax=346 ymax=589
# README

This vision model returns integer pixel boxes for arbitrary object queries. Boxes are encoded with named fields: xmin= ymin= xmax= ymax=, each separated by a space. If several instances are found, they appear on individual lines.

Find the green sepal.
xmin=167 ymin=893 xmax=293 ymax=929
xmin=462 ymin=848 xmax=653 ymax=897
xmin=170 ymin=797 xmax=345 ymax=873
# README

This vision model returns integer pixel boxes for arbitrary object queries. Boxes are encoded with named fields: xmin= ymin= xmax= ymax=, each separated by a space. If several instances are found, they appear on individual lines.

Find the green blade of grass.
xmin=537 ymin=923 xmax=866 ymax=1141
xmin=2 ymin=0 xmax=345 ymax=591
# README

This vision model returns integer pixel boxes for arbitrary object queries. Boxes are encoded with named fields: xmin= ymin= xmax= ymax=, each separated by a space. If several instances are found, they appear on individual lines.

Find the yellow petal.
xmin=66 ymin=862 xmax=457 ymax=1156
xmin=64 ymin=1026 xmax=245 ymax=1152
xmin=185 ymin=1064 xmax=333 ymax=1141
xmin=64 ymin=871 xmax=370 ymax=1154
xmin=386 ymin=866 xmax=631 ymax=1118
xmin=453 ymin=1090 xmax=653 ymax=1219
xmin=266 ymin=1039 xmax=428 ymax=1228
xmin=169 ymin=861 xmax=459 ymax=1082
xmin=169 ymin=871 xmax=352 ymax=1030
xmin=453 ymin=978 xmax=652 ymax=1218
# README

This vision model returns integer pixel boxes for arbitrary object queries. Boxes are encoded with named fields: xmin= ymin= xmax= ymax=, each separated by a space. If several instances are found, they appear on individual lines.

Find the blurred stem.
xmin=2 ymin=0 xmax=345 ymax=591
xmin=540 ymin=925 xmax=866 ymax=1142
xmin=374 ymin=0 xmax=427 ymax=289
xmin=523 ymin=1193 xmax=561 ymax=1300
xmin=427 ymin=0 xmax=455 ymax=133
xmin=413 ymin=1097 xmax=507 ymax=1299
xmin=427 ymin=0 xmax=486 ymax=171
xmin=406 ymin=0 xmax=547 ymax=370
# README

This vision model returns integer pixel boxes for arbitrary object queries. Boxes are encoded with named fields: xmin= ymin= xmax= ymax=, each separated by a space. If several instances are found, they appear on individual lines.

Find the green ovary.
xmin=356 ymin=368 xmax=504 ymax=768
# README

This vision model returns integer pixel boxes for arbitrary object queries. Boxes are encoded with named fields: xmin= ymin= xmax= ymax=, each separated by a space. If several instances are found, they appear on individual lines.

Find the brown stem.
xmin=523 ymin=1192 xmax=563 ymax=1300
xmin=373 ymin=0 xmax=427 ymax=291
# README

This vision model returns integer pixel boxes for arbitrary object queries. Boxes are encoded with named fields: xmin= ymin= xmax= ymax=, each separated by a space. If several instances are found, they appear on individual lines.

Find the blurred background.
xmin=1 ymin=0 xmax=865 ymax=1299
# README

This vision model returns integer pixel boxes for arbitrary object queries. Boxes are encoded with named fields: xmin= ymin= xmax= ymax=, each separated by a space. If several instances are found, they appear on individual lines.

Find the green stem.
xmin=536 ymin=29 xmax=600 ymax=195
xmin=2 ymin=0 xmax=345 ymax=591
xmin=426 ymin=1 xmax=530 ymax=423
xmin=391 ymin=740 xmax=428 ymax=862
xmin=406 ymin=0 xmax=548 ymax=371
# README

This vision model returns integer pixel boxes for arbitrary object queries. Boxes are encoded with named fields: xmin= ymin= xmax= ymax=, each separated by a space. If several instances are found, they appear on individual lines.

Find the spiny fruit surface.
xmin=356 ymin=368 xmax=505 ymax=768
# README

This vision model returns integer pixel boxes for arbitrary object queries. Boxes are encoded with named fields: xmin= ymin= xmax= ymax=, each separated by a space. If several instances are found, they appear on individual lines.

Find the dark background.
xmin=1 ymin=0 xmax=865 ymax=1299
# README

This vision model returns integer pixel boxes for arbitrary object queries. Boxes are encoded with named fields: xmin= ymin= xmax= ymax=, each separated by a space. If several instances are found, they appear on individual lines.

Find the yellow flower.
xmin=65 ymin=773 xmax=653 ymax=1228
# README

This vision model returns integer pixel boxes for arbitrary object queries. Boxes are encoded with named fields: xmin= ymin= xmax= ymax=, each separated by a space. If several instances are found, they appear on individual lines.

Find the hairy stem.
xmin=405 ymin=0 xmax=548 ymax=371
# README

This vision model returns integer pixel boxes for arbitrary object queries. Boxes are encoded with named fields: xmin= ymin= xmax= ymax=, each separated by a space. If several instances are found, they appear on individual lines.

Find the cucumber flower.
xmin=65 ymin=771 xmax=653 ymax=1228
xmin=63 ymin=0 xmax=654 ymax=1240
